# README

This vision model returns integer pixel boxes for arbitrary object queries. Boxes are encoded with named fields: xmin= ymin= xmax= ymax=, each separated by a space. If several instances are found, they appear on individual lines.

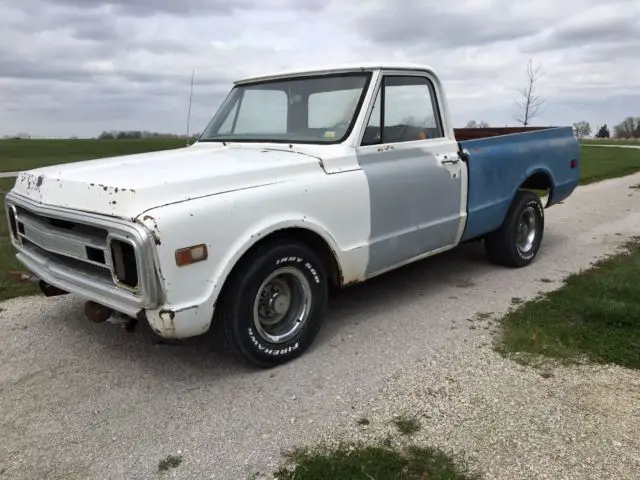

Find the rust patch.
xmin=35 ymin=175 xmax=44 ymax=188
xmin=141 ymin=215 xmax=162 ymax=245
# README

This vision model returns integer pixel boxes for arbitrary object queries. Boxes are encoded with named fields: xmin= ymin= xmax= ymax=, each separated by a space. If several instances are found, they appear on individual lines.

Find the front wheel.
xmin=485 ymin=190 xmax=545 ymax=267
xmin=216 ymin=240 xmax=328 ymax=367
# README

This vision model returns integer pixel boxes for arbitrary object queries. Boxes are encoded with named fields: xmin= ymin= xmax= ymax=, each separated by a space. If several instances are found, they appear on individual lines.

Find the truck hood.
xmin=11 ymin=143 xmax=323 ymax=219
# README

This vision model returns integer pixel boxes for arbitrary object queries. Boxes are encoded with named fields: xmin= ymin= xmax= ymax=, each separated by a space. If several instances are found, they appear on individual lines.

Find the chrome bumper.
xmin=4 ymin=192 xmax=163 ymax=317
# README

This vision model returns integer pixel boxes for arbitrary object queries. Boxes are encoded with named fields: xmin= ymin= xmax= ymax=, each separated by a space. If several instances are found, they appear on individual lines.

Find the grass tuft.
xmin=158 ymin=454 xmax=183 ymax=471
xmin=393 ymin=415 xmax=421 ymax=436
xmin=497 ymin=239 xmax=640 ymax=369
xmin=273 ymin=442 xmax=480 ymax=480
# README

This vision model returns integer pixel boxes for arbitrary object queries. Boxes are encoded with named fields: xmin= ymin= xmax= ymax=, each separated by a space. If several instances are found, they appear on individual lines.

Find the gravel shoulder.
xmin=1 ymin=172 xmax=639 ymax=480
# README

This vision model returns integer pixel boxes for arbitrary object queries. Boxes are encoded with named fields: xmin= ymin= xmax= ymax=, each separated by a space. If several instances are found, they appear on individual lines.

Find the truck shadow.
xmin=47 ymin=230 xmax=565 ymax=380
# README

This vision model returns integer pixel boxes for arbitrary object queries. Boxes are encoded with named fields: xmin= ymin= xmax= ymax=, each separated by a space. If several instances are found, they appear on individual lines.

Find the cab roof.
xmin=234 ymin=63 xmax=438 ymax=85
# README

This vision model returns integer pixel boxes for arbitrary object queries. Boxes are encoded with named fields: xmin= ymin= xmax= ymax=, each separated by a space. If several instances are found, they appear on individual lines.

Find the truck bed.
xmin=458 ymin=126 xmax=581 ymax=242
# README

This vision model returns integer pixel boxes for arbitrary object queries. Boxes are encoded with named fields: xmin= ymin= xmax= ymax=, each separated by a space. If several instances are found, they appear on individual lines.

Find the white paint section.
xmin=234 ymin=63 xmax=440 ymax=85
xmin=10 ymin=143 xmax=335 ymax=219
xmin=137 ymin=167 xmax=372 ymax=336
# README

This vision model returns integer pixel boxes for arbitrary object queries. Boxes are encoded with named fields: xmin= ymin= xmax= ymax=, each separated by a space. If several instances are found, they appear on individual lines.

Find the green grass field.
xmin=498 ymin=239 xmax=640 ymax=369
xmin=0 ymin=178 xmax=39 ymax=301
xmin=579 ymin=146 xmax=640 ymax=185
xmin=0 ymin=138 xmax=186 ymax=172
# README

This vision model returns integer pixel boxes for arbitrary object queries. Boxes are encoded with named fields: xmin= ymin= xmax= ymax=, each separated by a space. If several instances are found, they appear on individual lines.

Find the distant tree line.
xmin=97 ymin=130 xmax=200 ymax=140
xmin=465 ymin=120 xmax=490 ymax=128
xmin=573 ymin=117 xmax=640 ymax=139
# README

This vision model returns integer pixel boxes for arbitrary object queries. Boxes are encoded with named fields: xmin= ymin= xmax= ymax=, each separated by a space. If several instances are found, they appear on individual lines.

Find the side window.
xmin=361 ymin=87 xmax=381 ymax=146
xmin=383 ymin=76 xmax=443 ymax=144
xmin=233 ymin=89 xmax=287 ymax=134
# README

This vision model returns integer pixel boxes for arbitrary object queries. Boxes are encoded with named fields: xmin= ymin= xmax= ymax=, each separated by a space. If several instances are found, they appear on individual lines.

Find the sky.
xmin=1 ymin=0 xmax=638 ymax=138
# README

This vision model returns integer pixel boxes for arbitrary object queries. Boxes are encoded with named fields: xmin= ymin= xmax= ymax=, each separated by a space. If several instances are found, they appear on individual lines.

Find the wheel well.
xmin=231 ymin=227 xmax=342 ymax=287
xmin=519 ymin=172 xmax=553 ymax=206
xmin=520 ymin=172 xmax=552 ymax=191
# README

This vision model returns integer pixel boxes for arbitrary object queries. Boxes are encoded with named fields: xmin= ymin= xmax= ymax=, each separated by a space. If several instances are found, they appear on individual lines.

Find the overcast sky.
xmin=1 ymin=0 xmax=638 ymax=138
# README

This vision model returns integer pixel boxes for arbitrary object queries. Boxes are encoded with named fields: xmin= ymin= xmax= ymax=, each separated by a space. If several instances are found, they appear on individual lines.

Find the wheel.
xmin=216 ymin=240 xmax=328 ymax=367
xmin=484 ymin=190 xmax=544 ymax=267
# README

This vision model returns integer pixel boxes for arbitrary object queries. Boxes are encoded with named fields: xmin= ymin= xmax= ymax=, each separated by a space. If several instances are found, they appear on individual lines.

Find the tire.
xmin=216 ymin=240 xmax=328 ymax=368
xmin=484 ymin=190 xmax=545 ymax=267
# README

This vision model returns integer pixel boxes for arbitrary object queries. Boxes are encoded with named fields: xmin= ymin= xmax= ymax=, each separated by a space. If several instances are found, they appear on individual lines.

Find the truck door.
xmin=355 ymin=71 xmax=467 ymax=277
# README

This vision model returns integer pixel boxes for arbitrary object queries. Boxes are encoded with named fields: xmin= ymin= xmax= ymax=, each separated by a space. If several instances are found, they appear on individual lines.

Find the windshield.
xmin=199 ymin=72 xmax=371 ymax=144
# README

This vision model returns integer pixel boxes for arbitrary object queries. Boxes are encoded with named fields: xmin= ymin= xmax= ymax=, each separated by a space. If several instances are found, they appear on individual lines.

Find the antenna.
xmin=186 ymin=68 xmax=195 ymax=146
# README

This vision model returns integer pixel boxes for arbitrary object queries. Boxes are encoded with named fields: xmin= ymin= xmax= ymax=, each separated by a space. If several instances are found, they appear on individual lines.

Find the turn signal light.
xmin=175 ymin=244 xmax=208 ymax=266
xmin=570 ymin=158 xmax=578 ymax=169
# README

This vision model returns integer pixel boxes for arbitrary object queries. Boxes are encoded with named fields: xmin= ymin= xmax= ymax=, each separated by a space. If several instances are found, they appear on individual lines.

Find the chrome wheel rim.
xmin=252 ymin=267 xmax=312 ymax=344
xmin=516 ymin=206 xmax=537 ymax=253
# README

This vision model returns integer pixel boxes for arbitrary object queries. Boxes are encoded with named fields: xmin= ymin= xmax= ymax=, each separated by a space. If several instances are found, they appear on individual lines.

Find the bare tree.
xmin=514 ymin=59 xmax=546 ymax=127
xmin=572 ymin=121 xmax=591 ymax=139
xmin=613 ymin=117 xmax=640 ymax=138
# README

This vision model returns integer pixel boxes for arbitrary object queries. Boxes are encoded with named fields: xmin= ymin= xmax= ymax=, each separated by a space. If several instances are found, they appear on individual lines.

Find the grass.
xmin=273 ymin=443 xmax=480 ymax=480
xmin=498 ymin=239 xmax=640 ymax=369
xmin=0 ymin=138 xmax=185 ymax=172
xmin=158 ymin=454 xmax=183 ymax=472
xmin=0 ymin=178 xmax=39 ymax=301
xmin=393 ymin=415 xmax=422 ymax=435
xmin=579 ymin=147 xmax=640 ymax=185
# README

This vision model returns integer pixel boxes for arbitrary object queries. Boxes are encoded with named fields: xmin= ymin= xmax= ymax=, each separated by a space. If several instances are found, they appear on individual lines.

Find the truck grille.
xmin=10 ymin=205 xmax=140 ymax=292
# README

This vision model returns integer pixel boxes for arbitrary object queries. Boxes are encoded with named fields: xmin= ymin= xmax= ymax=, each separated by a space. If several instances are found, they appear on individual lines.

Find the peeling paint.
xmin=158 ymin=309 xmax=176 ymax=334
xmin=141 ymin=214 xmax=162 ymax=245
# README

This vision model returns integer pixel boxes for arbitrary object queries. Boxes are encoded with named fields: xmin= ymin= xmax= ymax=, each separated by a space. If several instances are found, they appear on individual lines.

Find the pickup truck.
xmin=4 ymin=63 xmax=580 ymax=367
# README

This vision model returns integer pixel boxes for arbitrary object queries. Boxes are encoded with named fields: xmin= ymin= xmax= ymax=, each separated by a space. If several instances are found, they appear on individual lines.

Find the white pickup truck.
xmin=5 ymin=63 xmax=580 ymax=367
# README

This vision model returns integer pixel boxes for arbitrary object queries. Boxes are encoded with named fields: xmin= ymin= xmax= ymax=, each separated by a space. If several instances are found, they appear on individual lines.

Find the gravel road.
xmin=1 ymin=172 xmax=639 ymax=480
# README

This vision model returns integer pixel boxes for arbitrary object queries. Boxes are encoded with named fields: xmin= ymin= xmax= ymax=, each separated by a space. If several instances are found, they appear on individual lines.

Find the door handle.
xmin=436 ymin=152 xmax=460 ymax=164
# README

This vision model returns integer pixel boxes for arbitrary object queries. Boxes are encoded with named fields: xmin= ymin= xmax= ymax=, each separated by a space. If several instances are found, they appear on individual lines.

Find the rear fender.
xmin=517 ymin=166 xmax=556 ymax=208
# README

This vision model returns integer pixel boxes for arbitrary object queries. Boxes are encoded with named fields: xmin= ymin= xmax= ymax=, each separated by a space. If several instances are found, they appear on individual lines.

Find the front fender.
xmin=132 ymin=174 xmax=370 ymax=337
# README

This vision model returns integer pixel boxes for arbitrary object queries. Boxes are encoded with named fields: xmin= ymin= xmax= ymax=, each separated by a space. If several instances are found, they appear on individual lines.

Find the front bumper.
xmin=5 ymin=192 xmax=163 ymax=317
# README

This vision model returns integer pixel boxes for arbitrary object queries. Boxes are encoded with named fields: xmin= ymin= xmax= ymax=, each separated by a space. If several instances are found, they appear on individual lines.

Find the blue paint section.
xmin=460 ymin=126 xmax=580 ymax=241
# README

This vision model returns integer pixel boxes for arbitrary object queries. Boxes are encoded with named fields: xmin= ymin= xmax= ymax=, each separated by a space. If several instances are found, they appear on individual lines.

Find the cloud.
xmin=0 ymin=0 xmax=638 ymax=138
xmin=521 ymin=6 xmax=640 ymax=53
xmin=45 ymin=0 xmax=326 ymax=16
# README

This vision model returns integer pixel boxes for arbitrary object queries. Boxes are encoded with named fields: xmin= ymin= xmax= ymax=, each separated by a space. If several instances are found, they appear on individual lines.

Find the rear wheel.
xmin=216 ymin=240 xmax=328 ymax=367
xmin=485 ymin=190 xmax=545 ymax=267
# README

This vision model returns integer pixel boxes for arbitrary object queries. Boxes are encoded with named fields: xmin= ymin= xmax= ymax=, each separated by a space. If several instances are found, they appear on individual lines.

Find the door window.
xmin=362 ymin=75 xmax=444 ymax=145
